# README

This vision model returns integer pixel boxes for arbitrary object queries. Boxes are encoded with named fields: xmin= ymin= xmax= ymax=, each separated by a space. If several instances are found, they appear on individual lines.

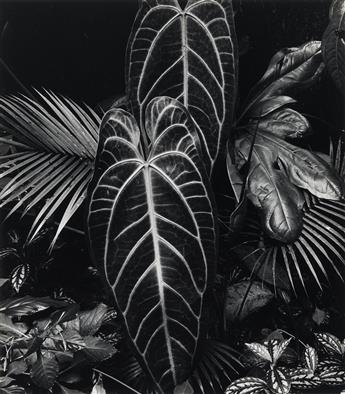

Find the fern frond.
xmin=0 ymin=89 xmax=100 ymax=249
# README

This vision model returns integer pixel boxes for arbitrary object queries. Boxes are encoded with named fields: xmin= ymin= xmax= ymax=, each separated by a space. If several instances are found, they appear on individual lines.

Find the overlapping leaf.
xmin=233 ymin=129 xmax=344 ymax=243
xmin=322 ymin=0 xmax=345 ymax=94
xmin=126 ymin=0 xmax=238 ymax=175
xmin=242 ymin=41 xmax=324 ymax=117
xmin=0 ymin=90 xmax=100 ymax=249
xmin=231 ymin=136 xmax=345 ymax=292
xmin=87 ymin=97 xmax=216 ymax=392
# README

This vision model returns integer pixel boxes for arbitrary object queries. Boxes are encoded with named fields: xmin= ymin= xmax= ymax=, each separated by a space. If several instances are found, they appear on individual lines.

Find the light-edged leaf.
xmin=303 ymin=345 xmax=318 ymax=373
xmin=225 ymin=377 xmax=269 ymax=394
xmin=264 ymin=338 xmax=291 ymax=364
xmin=316 ymin=332 xmax=344 ymax=355
xmin=10 ymin=264 xmax=30 ymax=293
xmin=0 ymin=90 xmax=100 ymax=250
xmin=288 ymin=367 xmax=321 ymax=389
xmin=126 ymin=0 xmax=238 ymax=175
xmin=322 ymin=0 xmax=345 ymax=94
xmin=245 ymin=343 xmax=272 ymax=363
xmin=87 ymin=97 xmax=217 ymax=392
xmin=224 ymin=280 xmax=274 ymax=321
xmin=266 ymin=368 xmax=290 ymax=394
xmin=30 ymin=351 xmax=59 ymax=389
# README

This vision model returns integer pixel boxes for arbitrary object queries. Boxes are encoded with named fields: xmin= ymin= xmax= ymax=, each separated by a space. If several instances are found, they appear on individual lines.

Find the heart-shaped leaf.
xmin=126 ymin=0 xmax=238 ymax=175
xmin=87 ymin=97 xmax=216 ymax=392
xmin=322 ymin=0 xmax=345 ymax=94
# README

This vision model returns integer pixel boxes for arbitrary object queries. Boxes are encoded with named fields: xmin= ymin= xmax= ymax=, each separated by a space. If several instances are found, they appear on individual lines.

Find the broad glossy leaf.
xmin=224 ymin=280 xmax=273 ymax=321
xmin=249 ymin=108 xmax=310 ymax=139
xmin=322 ymin=0 xmax=345 ymax=94
xmin=248 ymin=95 xmax=297 ymax=119
xmin=225 ymin=377 xmax=268 ymax=394
xmin=235 ymin=132 xmax=305 ymax=242
xmin=126 ymin=0 xmax=238 ymax=174
xmin=87 ymin=97 xmax=216 ymax=392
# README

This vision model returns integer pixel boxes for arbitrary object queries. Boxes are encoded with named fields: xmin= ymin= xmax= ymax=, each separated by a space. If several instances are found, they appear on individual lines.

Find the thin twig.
xmin=93 ymin=368 xmax=142 ymax=394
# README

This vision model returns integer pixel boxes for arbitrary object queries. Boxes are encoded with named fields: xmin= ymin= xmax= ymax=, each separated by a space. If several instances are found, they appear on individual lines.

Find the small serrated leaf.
xmin=316 ymin=332 xmax=343 ymax=355
xmin=319 ymin=366 xmax=345 ymax=385
xmin=30 ymin=352 xmax=59 ymax=389
xmin=226 ymin=377 xmax=269 ymax=394
xmin=289 ymin=367 xmax=321 ymax=389
xmin=304 ymin=345 xmax=318 ymax=372
xmin=266 ymin=368 xmax=291 ymax=394
xmin=10 ymin=264 xmax=30 ymax=293
xmin=245 ymin=342 xmax=272 ymax=362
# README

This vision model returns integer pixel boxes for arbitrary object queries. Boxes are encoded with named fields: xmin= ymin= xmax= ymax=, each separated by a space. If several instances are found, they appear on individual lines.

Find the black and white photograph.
xmin=0 ymin=0 xmax=344 ymax=393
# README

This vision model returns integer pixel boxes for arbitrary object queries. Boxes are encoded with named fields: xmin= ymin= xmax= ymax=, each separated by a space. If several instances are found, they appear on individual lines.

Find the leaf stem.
xmin=93 ymin=368 xmax=142 ymax=394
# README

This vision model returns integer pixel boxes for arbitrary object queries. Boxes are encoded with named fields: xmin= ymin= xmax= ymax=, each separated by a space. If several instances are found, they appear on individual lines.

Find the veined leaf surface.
xmin=126 ymin=0 xmax=238 ymax=175
xmin=87 ymin=97 xmax=216 ymax=392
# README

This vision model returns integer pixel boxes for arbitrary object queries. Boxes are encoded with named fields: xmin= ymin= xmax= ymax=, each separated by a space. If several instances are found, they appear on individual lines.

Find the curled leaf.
xmin=249 ymin=108 xmax=310 ymax=139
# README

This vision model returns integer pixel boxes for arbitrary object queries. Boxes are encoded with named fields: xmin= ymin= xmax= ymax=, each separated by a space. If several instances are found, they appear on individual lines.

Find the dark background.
xmin=0 ymin=0 xmax=333 ymax=109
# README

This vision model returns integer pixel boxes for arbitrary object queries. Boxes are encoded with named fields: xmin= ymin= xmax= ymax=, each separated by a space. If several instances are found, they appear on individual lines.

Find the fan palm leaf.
xmin=231 ymin=136 xmax=345 ymax=293
xmin=0 ymin=89 xmax=100 ymax=249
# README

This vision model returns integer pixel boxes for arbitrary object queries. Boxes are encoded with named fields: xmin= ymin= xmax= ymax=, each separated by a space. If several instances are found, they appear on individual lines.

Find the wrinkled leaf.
xmin=235 ymin=132 xmax=304 ymax=242
xmin=319 ymin=366 xmax=345 ymax=385
xmin=126 ymin=0 xmax=238 ymax=174
xmin=87 ymin=97 xmax=216 ymax=392
xmin=30 ymin=352 xmax=59 ymax=389
xmin=224 ymin=281 xmax=273 ymax=321
xmin=264 ymin=339 xmax=292 ymax=365
xmin=322 ymin=0 xmax=345 ymax=94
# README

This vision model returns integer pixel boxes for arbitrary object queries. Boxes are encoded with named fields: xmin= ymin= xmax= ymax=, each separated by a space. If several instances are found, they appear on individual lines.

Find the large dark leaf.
xmin=322 ymin=0 xmax=345 ymax=94
xmin=233 ymin=130 xmax=344 ymax=242
xmin=242 ymin=41 xmax=324 ymax=118
xmin=30 ymin=352 xmax=59 ymax=390
xmin=87 ymin=97 xmax=217 ymax=392
xmin=126 ymin=0 xmax=238 ymax=175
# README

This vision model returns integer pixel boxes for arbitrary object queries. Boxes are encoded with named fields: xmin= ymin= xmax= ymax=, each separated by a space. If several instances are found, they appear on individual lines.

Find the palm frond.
xmin=232 ymin=136 xmax=345 ymax=293
xmin=0 ymin=89 xmax=101 ymax=249
xmin=190 ymin=339 xmax=243 ymax=393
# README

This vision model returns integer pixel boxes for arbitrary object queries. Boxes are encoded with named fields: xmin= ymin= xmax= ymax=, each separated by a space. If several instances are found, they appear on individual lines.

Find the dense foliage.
xmin=0 ymin=0 xmax=344 ymax=393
